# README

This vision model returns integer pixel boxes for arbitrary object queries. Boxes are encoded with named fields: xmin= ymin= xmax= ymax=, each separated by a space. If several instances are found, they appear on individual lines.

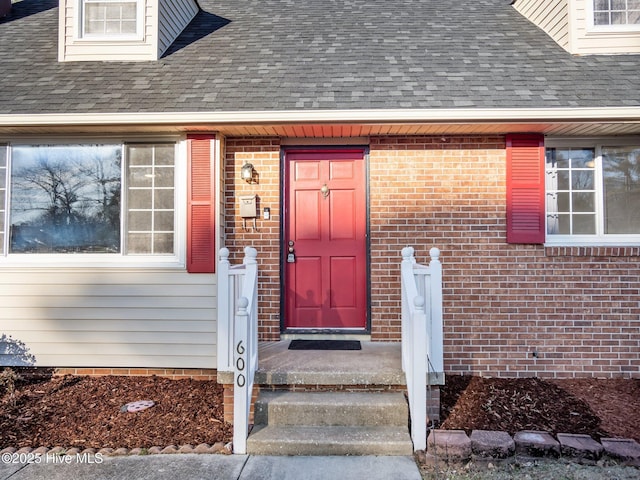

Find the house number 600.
xmin=236 ymin=341 xmax=246 ymax=387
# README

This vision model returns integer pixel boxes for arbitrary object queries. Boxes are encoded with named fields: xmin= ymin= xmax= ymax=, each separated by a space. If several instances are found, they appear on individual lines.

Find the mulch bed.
xmin=440 ymin=375 xmax=640 ymax=443
xmin=0 ymin=373 xmax=232 ymax=449
xmin=0 ymin=371 xmax=638 ymax=450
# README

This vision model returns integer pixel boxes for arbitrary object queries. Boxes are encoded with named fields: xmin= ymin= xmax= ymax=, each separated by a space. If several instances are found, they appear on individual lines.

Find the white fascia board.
xmin=1 ymin=107 xmax=640 ymax=127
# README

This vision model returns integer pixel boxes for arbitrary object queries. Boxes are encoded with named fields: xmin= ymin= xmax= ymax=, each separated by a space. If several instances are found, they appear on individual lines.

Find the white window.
xmin=0 ymin=146 xmax=6 ymax=253
xmin=592 ymin=0 xmax=640 ymax=27
xmin=82 ymin=0 xmax=142 ymax=38
xmin=545 ymin=139 xmax=640 ymax=244
xmin=0 ymin=142 xmax=181 ymax=263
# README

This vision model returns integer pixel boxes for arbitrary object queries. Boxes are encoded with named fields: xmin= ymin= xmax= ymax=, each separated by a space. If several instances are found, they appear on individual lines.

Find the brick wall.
xmin=224 ymin=137 xmax=282 ymax=340
xmin=222 ymin=135 xmax=640 ymax=379
xmin=369 ymin=136 xmax=640 ymax=379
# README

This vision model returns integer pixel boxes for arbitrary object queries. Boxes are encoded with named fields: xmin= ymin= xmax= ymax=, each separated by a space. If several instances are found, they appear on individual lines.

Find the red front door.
xmin=284 ymin=149 xmax=367 ymax=330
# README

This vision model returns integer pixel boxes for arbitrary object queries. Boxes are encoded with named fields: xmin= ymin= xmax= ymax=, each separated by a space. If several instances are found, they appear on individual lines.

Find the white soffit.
xmin=0 ymin=107 xmax=639 ymax=137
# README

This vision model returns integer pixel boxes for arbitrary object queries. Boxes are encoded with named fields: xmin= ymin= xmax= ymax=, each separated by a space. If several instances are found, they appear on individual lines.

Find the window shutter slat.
xmin=506 ymin=134 xmax=545 ymax=244
xmin=187 ymin=134 xmax=216 ymax=273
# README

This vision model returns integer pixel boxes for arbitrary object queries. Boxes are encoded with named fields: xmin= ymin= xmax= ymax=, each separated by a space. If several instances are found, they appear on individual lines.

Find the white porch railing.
xmin=400 ymin=246 xmax=443 ymax=451
xmin=217 ymin=246 xmax=259 ymax=454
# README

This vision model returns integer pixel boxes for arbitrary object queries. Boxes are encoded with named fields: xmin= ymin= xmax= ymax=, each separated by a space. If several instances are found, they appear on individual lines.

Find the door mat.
xmin=288 ymin=340 xmax=362 ymax=351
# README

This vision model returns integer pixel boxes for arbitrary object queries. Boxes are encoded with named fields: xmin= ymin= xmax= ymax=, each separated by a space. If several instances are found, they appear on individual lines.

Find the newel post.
xmin=429 ymin=247 xmax=444 ymax=374
xmin=412 ymin=295 xmax=428 ymax=451
xmin=401 ymin=246 xmax=416 ymax=264
xmin=217 ymin=248 xmax=231 ymax=372
xmin=400 ymin=246 xmax=414 ymax=372
xmin=233 ymin=296 xmax=250 ymax=454
xmin=243 ymin=246 xmax=258 ymax=265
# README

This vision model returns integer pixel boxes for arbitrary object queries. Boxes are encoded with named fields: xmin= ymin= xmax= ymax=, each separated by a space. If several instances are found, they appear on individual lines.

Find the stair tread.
xmin=247 ymin=425 xmax=413 ymax=456
xmin=250 ymin=425 xmax=411 ymax=440
xmin=254 ymin=391 xmax=408 ymax=427
xmin=256 ymin=390 xmax=407 ymax=406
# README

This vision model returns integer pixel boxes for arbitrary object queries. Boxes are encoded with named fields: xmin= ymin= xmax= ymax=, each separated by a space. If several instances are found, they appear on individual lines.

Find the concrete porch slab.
xmin=218 ymin=341 xmax=445 ymax=386
xmin=255 ymin=341 xmax=406 ymax=386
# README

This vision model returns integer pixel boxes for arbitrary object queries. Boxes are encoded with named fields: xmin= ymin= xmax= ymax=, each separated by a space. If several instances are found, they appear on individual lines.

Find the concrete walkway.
xmin=0 ymin=454 xmax=423 ymax=480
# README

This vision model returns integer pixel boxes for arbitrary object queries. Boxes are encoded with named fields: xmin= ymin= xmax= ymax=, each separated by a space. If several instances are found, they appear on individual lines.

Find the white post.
xmin=400 ymin=246 xmax=415 ymax=372
xmin=411 ymin=295 xmax=427 ymax=451
xmin=242 ymin=246 xmax=259 ymax=378
xmin=233 ymin=297 xmax=250 ymax=455
xmin=429 ymin=247 xmax=444 ymax=374
xmin=243 ymin=246 xmax=258 ymax=265
xmin=217 ymin=248 xmax=231 ymax=372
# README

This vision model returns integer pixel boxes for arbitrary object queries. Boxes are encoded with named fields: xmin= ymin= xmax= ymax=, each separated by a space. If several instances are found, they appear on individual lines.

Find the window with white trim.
xmin=545 ymin=140 xmax=640 ymax=243
xmin=0 ymin=146 xmax=6 ymax=253
xmin=82 ymin=0 xmax=141 ymax=38
xmin=593 ymin=0 xmax=640 ymax=26
xmin=0 ymin=142 xmax=176 ymax=258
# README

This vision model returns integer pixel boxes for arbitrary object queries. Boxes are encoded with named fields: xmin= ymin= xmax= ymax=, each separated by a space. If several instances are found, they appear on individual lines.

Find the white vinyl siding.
xmin=514 ymin=0 xmax=640 ymax=54
xmin=0 ymin=269 xmax=217 ymax=368
xmin=158 ymin=0 xmax=199 ymax=58
xmin=58 ymin=0 xmax=198 ymax=62
xmin=513 ymin=0 xmax=570 ymax=50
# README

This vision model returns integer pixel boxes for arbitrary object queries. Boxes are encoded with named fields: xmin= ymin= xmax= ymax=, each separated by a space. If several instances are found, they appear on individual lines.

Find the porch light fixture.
xmin=241 ymin=162 xmax=255 ymax=183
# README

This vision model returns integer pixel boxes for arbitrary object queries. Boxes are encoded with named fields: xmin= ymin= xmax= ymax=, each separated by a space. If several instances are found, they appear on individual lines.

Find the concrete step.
xmin=254 ymin=391 xmax=408 ymax=427
xmin=246 ymin=425 xmax=414 ymax=456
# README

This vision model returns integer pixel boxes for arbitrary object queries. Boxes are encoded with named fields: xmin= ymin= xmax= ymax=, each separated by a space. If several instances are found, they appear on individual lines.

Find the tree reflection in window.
xmin=603 ymin=146 xmax=640 ymax=234
xmin=10 ymin=145 xmax=121 ymax=253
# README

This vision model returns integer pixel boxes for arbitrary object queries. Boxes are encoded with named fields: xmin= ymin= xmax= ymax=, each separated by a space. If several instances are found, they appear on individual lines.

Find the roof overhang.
xmin=0 ymin=107 xmax=639 ymax=137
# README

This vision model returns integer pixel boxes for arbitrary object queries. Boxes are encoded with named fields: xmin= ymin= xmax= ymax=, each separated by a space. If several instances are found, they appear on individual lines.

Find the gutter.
xmin=1 ymin=107 xmax=640 ymax=128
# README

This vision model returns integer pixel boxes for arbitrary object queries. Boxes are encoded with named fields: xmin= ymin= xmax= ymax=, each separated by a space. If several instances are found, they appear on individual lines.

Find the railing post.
xmin=233 ymin=297 xmax=250 ymax=455
xmin=411 ymin=295 xmax=427 ymax=451
xmin=243 ymin=246 xmax=258 ymax=265
xmin=429 ymin=247 xmax=444 ymax=374
xmin=242 ymin=246 xmax=259 ymax=384
xmin=400 ymin=246 xmax=415 ymax=373
xmin=217 ymin=248 xmax=231 ymax=372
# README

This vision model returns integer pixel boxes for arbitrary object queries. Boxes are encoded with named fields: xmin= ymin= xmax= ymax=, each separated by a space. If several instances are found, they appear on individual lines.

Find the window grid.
xmin=546 ymin=148 xmax=597 ymax=235
xmin=126 ymin=144 xmax=175 ymax=255
xmin=593 ymin=0 xmax=640 ymax=26
xmin=83 ymin=0 xmax=138 ymax=36
xmin=0 ymin=142 xmax=176 ymax=258
xmin=545 ymin=142 xmax=640 ymax=243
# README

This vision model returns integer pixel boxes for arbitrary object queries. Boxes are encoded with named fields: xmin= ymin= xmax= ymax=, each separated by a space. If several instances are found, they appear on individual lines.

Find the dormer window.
xmin=592 ymin=0 xmax=640 ymax=27
xmin=59 ymin=0 xmax=199 ymax=62
xmin=81 ymin=0 xmax=143 ymax=39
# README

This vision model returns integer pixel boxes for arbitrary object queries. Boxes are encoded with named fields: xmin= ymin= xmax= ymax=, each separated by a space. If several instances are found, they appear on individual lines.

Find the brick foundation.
xmin=53 ymin=367 xmax=218 ymax=381
xmin=222 ymin=383 xmax=260 ymax=424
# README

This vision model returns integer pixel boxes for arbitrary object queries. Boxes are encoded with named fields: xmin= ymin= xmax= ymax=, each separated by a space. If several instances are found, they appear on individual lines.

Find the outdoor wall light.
xmin=241 ymin=162 xmax=255 ymax=183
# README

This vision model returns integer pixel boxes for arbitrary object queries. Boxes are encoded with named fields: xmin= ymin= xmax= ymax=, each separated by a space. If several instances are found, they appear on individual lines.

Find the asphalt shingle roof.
xmin=1 ymin=0 xmax=639 ymax=115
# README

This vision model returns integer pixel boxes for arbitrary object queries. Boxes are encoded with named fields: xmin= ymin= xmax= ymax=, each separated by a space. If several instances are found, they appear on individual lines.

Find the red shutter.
xmin=187 ymin=134 xmax=216 ymax=273
xmin=506 ymin=134 xmax=545 ymax=244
